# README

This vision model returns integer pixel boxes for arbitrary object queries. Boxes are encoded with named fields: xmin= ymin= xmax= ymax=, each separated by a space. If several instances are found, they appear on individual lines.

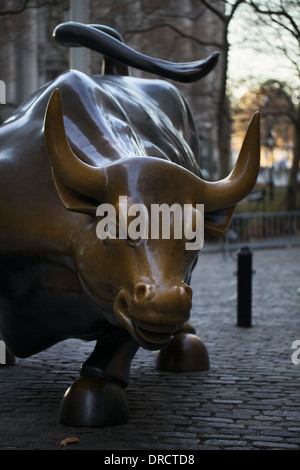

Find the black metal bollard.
xmin=236 ymin=246 xmax=254 ymax=327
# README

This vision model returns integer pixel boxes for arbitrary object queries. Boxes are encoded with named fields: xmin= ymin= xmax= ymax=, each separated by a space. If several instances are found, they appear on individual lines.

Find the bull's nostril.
xmin=114 ymin=290 xmax=135 ymax=335
xmin=184 ymin=285 xmax=193 ymax=302
xmin=118 ymin=297 xmax=128 ymax=311
xmin=133 ymin=283 xmax=150 ymax=304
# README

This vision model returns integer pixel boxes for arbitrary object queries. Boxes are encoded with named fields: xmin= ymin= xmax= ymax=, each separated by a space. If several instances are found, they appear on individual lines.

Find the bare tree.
xmin=185 ymin=0 xmax=300 ymax=192
xmin=197 ymin=1 xmax=251 ymax=179
xmin=244 ymin=0 xmax=300 ymax=209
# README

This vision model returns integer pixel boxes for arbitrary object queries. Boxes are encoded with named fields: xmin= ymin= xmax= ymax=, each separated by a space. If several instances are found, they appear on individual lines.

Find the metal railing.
xmin=203 ymin=211 xmax=300 ymax=254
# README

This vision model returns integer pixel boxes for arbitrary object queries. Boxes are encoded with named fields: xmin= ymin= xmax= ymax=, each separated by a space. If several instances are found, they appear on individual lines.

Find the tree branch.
xmin=228 ymin=0 xmax=248 ymax=21
xmin=123 ymin=22 xmax=223 ymax=48
xmin=197 ymin=0 xmax=226 ymax=23
xmin=249 ymin=0 xmax=300 ymax=40
xmin=261 ymin=109 xmax=297 ymax=126
xmin=0 ymin=0 xmax=30 ymax=15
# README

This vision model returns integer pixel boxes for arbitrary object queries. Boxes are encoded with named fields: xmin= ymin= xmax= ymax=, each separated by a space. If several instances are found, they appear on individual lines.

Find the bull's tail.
xmin=53 ymin=22 xmax=219 ymax=83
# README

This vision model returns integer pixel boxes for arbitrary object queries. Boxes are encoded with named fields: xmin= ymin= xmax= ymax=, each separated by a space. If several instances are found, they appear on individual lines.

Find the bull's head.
xmin=44 ymin=89 xmax=260 ymax=350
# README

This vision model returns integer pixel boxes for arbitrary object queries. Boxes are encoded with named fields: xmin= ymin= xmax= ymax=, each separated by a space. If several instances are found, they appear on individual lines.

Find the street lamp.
xmin=266 ymin=130 xmax=276 ymax=201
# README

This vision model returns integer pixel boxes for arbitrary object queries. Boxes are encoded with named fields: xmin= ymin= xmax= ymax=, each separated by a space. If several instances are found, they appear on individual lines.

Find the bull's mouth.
xmin=113 ymin=296 xmax=178 ymax=350
xmin=134 ymin=320 xmax=178 ymax=349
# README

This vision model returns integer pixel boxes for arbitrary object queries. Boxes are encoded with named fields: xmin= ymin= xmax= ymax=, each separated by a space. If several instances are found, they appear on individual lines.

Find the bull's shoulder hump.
xmin=94 ymin=75 xmax=183 ymax=101
xmin=93 ymin=75 xmax=189 ymax=122
xmin=1 ymin=71 xmax=86 ymax=126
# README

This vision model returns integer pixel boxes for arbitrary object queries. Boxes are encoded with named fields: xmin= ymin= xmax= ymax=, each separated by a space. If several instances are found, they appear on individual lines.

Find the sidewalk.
xmin=0 ymin=246 xmax=299 ymax=451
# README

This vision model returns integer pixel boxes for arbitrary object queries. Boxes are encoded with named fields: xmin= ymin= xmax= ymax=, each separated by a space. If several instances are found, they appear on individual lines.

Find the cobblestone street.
xmin=0 ymin=246 xmax=299 ymax=451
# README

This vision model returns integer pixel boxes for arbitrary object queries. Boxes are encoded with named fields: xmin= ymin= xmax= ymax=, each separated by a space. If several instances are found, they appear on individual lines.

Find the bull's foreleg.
xmin=156 ymin=321 xmax=210 ymax=372
xmin=59 ymin=327 xmax=139 ymax=427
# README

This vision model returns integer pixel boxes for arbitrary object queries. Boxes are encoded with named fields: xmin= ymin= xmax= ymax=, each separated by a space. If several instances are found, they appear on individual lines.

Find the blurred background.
xmin=0 ymin=0 xmax=299 ymax=249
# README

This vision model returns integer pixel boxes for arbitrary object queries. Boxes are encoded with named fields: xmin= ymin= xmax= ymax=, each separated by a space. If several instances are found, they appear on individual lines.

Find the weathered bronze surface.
xmin=0 ymin=23 xmax=260 ymax=426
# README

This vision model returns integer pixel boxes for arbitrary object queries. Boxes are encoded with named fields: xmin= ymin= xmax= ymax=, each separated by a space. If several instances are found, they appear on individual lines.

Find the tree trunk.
xmin=217 ymin=33 xmax=231 ymax=179
xmin=287 ymin=107 xmax=300 ymax=210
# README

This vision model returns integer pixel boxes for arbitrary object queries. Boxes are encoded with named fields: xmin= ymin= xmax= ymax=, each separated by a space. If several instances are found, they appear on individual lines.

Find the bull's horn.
xmin=44 ymin=88 xmax=104 ymax=200
xmin=200 ymin=112 xmax=260 ymax=212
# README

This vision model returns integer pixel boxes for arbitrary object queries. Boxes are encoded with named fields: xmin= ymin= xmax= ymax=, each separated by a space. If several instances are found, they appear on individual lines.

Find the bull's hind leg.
xmin=59 ymin=327 xmax=139 ymax=427
xmin=156 ymin=322 xmax=209 ymax=371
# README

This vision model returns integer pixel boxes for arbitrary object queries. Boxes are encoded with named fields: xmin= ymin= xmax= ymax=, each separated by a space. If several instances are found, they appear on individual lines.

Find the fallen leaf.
xmin=60 ymin=436 xmax=80 ymax=447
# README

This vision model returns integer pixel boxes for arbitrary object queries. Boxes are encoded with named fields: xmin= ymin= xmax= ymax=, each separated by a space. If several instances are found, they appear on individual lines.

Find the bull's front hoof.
xmin=156 ymin=333 xmax=210 ymax=372
xmin=59 ymin=376 xmax=129 ymax=427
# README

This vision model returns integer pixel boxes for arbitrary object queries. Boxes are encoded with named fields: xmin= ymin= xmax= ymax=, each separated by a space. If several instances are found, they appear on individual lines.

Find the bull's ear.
xmin=52 ymin=169 xmax=98 ymax=216
xmin=204 ymin=206 xmax=235 ymax=238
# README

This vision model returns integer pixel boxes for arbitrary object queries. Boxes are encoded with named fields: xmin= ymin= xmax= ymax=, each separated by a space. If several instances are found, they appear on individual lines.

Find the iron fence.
xmin=203 ymin=211 xmax=300 ymax=254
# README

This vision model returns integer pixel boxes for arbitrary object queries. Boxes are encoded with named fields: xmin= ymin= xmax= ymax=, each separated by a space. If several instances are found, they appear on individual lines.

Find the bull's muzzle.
xmin=113 ymin=282 xmax=192 ymax=350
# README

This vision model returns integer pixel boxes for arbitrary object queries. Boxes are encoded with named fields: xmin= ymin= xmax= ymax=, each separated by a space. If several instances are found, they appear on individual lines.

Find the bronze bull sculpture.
xmin=0 ymin=23 xmax=260 ymax=426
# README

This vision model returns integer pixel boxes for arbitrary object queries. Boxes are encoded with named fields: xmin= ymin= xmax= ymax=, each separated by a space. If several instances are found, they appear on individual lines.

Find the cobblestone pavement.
xmin=0 ymin=246 xmax=299 ymax=451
